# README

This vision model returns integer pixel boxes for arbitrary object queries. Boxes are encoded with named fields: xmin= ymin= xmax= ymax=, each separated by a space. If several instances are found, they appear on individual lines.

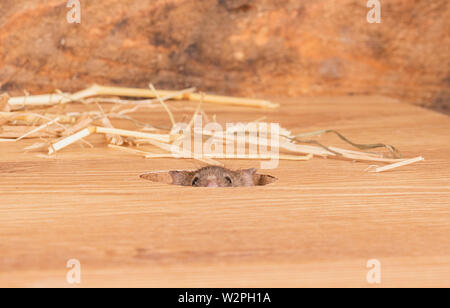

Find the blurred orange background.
xmin=0 ymin=0 xmax=449 ymax=113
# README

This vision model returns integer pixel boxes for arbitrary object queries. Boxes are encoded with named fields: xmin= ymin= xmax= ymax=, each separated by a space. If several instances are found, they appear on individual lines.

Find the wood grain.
xmin=0 ymin=96 xmax=449 ymax=287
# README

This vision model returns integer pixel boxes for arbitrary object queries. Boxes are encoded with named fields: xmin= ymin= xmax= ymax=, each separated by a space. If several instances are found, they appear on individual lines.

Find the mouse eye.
xmin=225 ymin=176 xmax=233 ymax=185
xmin=192 ymin=176 xmax=200 ymax=186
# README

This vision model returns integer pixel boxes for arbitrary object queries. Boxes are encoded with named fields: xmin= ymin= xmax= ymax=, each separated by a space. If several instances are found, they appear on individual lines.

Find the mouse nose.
xmin=207 ymin=181 xmax=219 ymax=187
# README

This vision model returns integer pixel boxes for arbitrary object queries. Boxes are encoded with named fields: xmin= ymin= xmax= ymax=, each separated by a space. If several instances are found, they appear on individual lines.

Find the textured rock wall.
xmin=0 ymin=0 xmax=448 ymax=112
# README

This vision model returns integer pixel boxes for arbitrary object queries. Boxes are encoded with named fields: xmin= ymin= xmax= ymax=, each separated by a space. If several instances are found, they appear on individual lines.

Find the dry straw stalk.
xmin=7 ymin=84 xmax=279 ymax=109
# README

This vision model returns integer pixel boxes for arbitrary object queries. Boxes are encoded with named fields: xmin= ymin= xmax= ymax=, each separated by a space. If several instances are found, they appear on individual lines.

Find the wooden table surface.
xmin=0 ymin=96 xmax=449 ymax=288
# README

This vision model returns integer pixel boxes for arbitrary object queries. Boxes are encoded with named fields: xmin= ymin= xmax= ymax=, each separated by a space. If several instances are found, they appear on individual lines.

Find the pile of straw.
xmin=0 ymin=85 xmax=423 ymax=172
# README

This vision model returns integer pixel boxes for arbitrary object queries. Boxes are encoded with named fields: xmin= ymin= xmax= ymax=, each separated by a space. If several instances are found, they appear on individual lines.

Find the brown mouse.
xmin=170 ymin=166 xmax=257 ymax=187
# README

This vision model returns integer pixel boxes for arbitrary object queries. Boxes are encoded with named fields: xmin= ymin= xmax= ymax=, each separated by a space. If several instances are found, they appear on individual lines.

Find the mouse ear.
xmin=169 ymin=170 xmax=191 ymax=186
xmin=239 ymin=168 xmax=258 ymax=186
xmin=241 ymin=168 xmax=257 ymax=175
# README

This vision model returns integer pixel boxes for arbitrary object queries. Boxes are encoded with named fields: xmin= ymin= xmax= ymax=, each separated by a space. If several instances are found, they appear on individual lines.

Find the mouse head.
xmin=170 ymin=166 xmax=257 ymax=187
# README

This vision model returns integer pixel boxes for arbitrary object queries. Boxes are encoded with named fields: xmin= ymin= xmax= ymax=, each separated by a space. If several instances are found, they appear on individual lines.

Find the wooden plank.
xmin=0 ymin=96 xmax=449 ymax=287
